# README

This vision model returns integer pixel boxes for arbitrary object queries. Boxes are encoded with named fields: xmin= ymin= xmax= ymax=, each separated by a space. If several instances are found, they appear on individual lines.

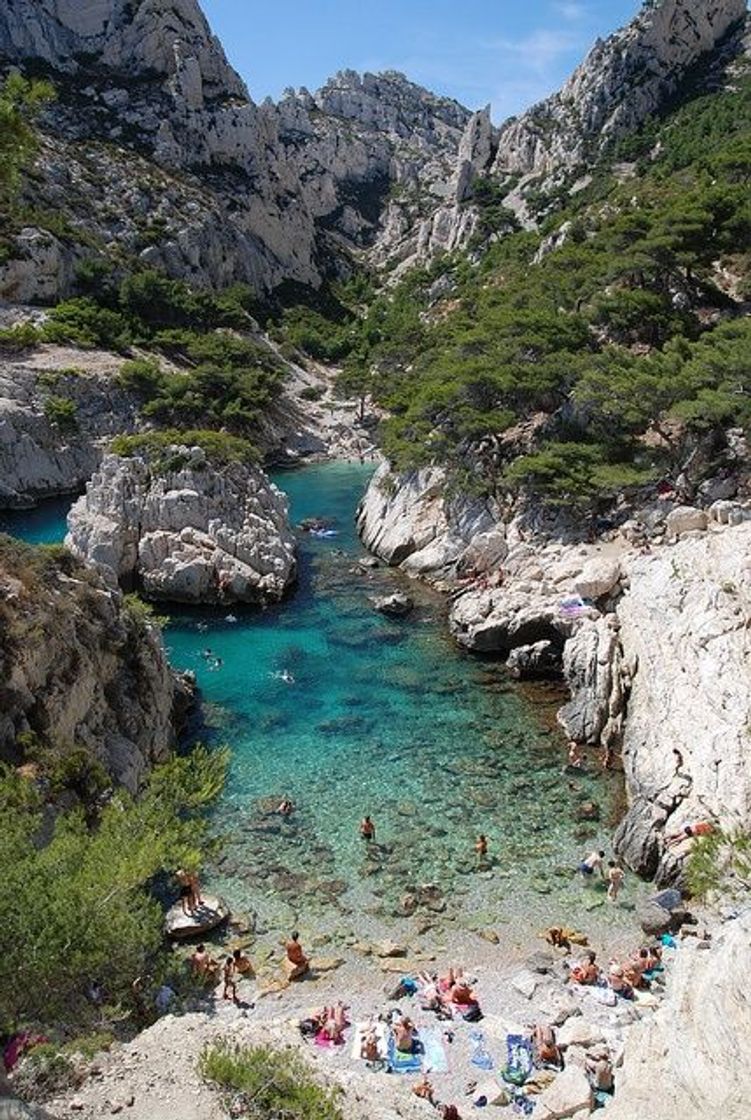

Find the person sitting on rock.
xmin=232 ymin=948 xmax=254 ymax=979
xmin=624 ymin=948 xmax=652 ymax=990
xmin=570 ymin=949 xmax=600 ymax=985
xmin=284 ymin=931 xmax=310 ymax=979
xmin=586 ymin=1046 xmax=614 ymax=1093
xmin=190 ymin=944 xmax=217 ymax=978
xmin=607 ymin=963 xmax=634 ymax=999
xmin=361 ymin=1029 xmax=380 ymax=1064
xmin=449 ymin=977 xmax=478 ymax=1007
xmin=531 ymin=1022 xmax=562 ymax=1068
xmin=277 ymin=797 xmax=295 ymax=816
xmin=394 ymin=1015 xmax=416 ymax=1053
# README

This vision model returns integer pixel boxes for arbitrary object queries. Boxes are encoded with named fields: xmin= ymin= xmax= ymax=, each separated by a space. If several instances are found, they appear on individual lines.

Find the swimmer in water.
xmin=271 ymin=669 xmax=295 ymax=684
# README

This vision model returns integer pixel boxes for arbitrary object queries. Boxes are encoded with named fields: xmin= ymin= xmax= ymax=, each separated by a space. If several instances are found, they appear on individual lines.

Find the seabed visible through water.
xmin=1 ymin=461 xmax=646 ymax=953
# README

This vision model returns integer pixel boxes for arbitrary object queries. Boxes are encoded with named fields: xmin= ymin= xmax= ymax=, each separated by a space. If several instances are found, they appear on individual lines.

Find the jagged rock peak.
xmin=309 ymin=69 xmax=471 ymax=129
xmin=0 ymin=0 xmax=248 ymax=97
xmin=494 ymin=0 xmax=748 ymax=176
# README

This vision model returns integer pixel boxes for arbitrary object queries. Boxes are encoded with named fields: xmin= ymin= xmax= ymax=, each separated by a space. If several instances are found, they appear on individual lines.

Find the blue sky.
xmin=201 ymin=0 xmax=642 ymax=122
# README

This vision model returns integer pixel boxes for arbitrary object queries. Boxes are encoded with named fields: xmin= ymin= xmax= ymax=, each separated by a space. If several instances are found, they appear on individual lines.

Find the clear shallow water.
xmin=3 ymin=463 xmax=636 ymax=945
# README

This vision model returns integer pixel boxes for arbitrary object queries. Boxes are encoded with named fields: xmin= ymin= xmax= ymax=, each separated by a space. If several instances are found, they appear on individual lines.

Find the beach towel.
xmin=420 ymin=1028 xmax=448 ymax=1074
xmin=387 ymin=1032 xmax=423 ymax=1074
xmin=501 ymin=1034 xmax=533 ymax=1086
xmin=350 ymin=1022 xmax=389 ymax=1063
xmin=470 ymin=1030 xmax=494 ymax=1071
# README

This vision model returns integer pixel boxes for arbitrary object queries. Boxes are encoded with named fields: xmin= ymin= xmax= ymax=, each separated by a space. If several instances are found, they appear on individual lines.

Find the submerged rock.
xmin=370 ymin=592 xmax=414 ymax=617
xmin=66 ymin=448 xmax=297 ymax=604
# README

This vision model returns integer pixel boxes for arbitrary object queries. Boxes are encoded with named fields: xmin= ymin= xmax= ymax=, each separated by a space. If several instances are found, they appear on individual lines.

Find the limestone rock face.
xmin=0 ymin=546 xmax=189 ymax=793
xmin=0 ymin=345 xmax=135 ymax=507
xmin=66 ymin=449 xmax=297 ymax=604
xmin=356 ymin=463 xmax=498 ymax=574
xmin=606 ymin=911 xmax=751 ymax=1120
xmin=493 ymin=0 xmax=747 ymax=177
xmin=615 ymin=523 xmax=751 ymax=880
xmin=558 ymin=617 xmax=626 ymax=747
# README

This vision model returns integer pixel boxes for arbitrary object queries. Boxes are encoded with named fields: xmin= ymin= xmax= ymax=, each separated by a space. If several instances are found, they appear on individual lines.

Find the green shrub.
xmin=41 ymin=298 xmax=131 ymax=350
xmin=200 ymin=1042 xmax=344 ymax=1120
xmin=298 ymin=384 xmax=325 ymax=401
xmin=43 ymin=394 xmax=78 ymax=431
xmin=0 ymin=321 xmax=41 ymax=351
xmin=117 ymin=357 xmax=165 ymax=397
xmin=0 ymin=744 xmax=228 ymax=1031
xmin=110 ymin=428 xmax=257 ymax=467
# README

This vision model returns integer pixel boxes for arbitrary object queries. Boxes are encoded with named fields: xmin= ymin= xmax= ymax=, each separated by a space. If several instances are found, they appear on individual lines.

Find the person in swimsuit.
xmin=607 ymin=861 xmax=625 ymax=901
xmin=360 ymin=815 xmax=376 ymax=841
xmin=222 ymin=956 xmax=237 ymax=1002
xmin=666 ymin=820 xmax=715 ymax=846
xmin=579 ymin=850 xmax=606 ymax=879
xmin=412 ymin=1074 xmax=435 ymax=1103
xmin=570 ymin=949 xmax=600 ymax=985
xmin=285 ymin=931 xmax=309 ymax=979
xmin=176 ymin=869 xmax=193 ymax=915
xmin=394 ymin=1015 xmax=416 ymax=1053
xmin=277 ymin=798 xmax=294 ymax=816
xmin=232 ymin=948 xmax=254 ymax=978
xmin=475 ymin=835 xmax=488 ymax=865
xmin=568 ymin=741 xmax=585 ymax=769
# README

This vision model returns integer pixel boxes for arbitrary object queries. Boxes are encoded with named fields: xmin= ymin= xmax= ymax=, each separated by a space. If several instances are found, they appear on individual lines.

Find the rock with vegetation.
xmin=0 ymin=535 xmax=190 ymax=793
xmin=66 ymin=445 xmax=297 ymax=604
xmin=493 ymin=0 xmax=747 ymax=179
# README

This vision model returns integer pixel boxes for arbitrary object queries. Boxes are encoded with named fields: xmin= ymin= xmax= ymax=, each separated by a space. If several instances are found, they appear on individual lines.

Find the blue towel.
xmin=387 ymin=1033 xmax=423 ymax=1074
xmin=421 ymin=1029 xmax=448 ymax=1073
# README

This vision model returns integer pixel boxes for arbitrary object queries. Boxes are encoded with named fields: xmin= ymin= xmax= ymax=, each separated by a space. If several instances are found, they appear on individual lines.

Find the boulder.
xmin=165 ymin=895 xmax=230 ymax=939
xmin=534 ymin=1067 xmax=593 ymax=1119
xmin=371 ymin=592 xmax=414 ymax=618
xmin=507 ymin=639 xmax=561 ymax=679
xmin=574 ymin=558 xmax=621 ymax=601
xmin=557 ymin=1018 xmax=605 ymax=1049
xmin=665 ymin=506 xmax=708 ymax=538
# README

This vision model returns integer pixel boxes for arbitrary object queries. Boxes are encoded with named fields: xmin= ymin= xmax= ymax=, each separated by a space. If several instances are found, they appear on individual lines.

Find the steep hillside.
xmin=0 ymin=534 xmax=191 ymax=792
xmin=0 ymin=0 xmax=745 ymax=300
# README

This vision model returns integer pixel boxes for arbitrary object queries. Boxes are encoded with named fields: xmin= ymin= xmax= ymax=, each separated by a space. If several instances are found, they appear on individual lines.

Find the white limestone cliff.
xmin=606 ymin=909 xmax=751 ymax=1120
xmin=493 ymin=0 xmax=747 ymax=178
xmin=66 ymin=448 xmax=297 ymax=604
xmin=358 ymin=465 xmax=751 ymax=884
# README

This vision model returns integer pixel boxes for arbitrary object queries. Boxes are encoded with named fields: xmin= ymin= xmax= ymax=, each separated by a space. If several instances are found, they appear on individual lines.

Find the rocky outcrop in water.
xmin=66 ymin=448 xmax=297 ymax=604
xmin=606 ymin=909 xmax=751 ymax=1120
xmin=0 ymin=538 xmax=190 ymax=793
xmin=356 ymin=463 xmax=500 ymax=574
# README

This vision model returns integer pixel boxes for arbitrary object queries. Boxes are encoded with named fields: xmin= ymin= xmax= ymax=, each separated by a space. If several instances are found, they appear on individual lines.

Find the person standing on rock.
xmin=607 ymin=861 xmax=625 ymax=901
xmin=475 ymin=834 xmax=489 ymax=866
xmin=579 ymin=849 xmax=605 ymax=880
xmin=222 ymin=955 xmax=237 ymax=1002
xmin=360 ymin=815 xmax=376 ymax=842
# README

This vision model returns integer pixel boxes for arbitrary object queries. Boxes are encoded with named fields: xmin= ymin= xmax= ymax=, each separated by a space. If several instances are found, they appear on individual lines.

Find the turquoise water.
xmin=3 ymin=463 xmax=632 ymax=944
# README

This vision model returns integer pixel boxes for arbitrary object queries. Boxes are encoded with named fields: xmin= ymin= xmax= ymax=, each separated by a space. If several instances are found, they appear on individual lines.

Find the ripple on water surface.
xmin=162 ymin=462 xmax=634 ymax=944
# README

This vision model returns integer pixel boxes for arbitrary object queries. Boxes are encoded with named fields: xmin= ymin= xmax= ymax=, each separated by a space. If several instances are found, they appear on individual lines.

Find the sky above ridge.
xmin=201 ymin=0 xmax=643 ymax=122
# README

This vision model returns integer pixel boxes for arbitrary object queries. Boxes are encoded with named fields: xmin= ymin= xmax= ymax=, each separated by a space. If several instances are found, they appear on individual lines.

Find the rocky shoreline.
xmin=357 ymin=464 xmax=751 ymax=887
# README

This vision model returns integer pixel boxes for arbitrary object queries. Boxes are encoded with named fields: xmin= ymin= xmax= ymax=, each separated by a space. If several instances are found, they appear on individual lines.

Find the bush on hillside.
xmin=200 ymin=1042 xmax=344 ymax=1120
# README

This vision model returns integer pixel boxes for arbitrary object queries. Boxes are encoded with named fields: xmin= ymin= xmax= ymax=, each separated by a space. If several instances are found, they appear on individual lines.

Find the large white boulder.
xmin=534 ymin=1067 xmax=593 ymax=1119
xmin=665 ymin=505 xmax=708 ymax=538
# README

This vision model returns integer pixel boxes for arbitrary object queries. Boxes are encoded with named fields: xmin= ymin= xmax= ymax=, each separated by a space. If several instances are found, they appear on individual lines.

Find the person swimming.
xmin=270 ymin=669 xmax=295 ymax=684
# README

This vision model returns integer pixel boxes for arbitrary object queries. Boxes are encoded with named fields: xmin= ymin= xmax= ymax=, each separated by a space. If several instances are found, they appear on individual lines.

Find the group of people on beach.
xmin=566 ymin=941 xmax=665 ymax=1001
